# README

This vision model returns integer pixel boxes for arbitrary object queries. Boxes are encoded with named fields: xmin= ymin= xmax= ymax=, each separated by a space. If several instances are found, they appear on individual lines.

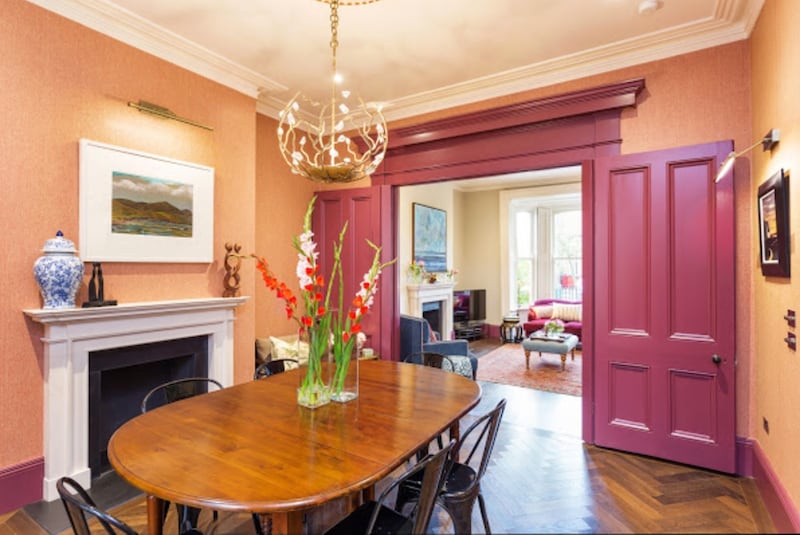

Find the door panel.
xmin=312 ymin=186 xmax=394 ymax=361
xmin=593 ymin=141 xmax=735 ymax=473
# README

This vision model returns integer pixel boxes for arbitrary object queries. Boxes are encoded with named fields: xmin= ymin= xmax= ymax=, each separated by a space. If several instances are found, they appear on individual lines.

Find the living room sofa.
xmin=399 ymin=314 xmax=478 ymax=379
xmin=522 ymin=298 xmax=582 ymax=340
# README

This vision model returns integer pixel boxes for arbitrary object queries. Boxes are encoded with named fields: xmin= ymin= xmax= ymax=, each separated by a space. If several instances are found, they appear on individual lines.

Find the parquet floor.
xmin=1 ymin=380 xmax=775 ymax=534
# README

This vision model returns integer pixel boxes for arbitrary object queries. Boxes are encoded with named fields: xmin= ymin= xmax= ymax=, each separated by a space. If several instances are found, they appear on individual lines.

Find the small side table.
xmin=500 ymin=316 xmax=522 ymax=343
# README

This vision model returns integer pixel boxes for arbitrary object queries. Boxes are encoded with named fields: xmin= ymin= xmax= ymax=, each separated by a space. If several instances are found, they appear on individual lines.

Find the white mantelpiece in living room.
xmin=406 ymin=282 xmax=455 ymax=339
xmin=23 ymin=296 xmax=248 ymax=501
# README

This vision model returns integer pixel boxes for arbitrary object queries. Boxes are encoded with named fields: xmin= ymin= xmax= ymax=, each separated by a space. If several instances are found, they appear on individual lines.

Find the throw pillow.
xmin=255 ymin=338 xmax=271 ymax=365
xmin=552 ymin=302 xmax=582 ymax=322
xmin=528 ymin=305 xmax=553 ymax=320
xmin=269 ymin=336 xmax=310 ymax=366
xmin=427 ymin=322 xmax=439 ymax=342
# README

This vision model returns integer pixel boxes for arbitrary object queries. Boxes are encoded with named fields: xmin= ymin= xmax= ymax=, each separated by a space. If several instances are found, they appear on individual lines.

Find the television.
xmin=452 ymin=289 xmax=486 ymax=324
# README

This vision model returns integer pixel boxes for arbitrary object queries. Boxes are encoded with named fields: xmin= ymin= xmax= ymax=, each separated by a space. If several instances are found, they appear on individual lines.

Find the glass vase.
xmin=330 ymin=344 xmax=358 ymax=402
xmin=296 ymin=329 xmax=331 ymax=409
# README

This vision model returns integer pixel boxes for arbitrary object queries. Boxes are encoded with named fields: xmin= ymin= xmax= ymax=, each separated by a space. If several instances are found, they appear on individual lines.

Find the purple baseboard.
xmin=751 ymin=440 xmax=800 ymax=533
xmin=0 ymin=457 xmax=43 ymax=515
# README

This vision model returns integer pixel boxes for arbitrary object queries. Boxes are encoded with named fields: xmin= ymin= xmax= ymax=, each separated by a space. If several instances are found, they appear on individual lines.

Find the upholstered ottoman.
xmin=521 ymin=332 xmax=579 ymax=371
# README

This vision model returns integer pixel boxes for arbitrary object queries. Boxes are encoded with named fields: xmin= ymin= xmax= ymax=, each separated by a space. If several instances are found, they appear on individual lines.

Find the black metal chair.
xmin=57 ymin=476 xmax=203 ymax=535
xmin=323 ymin=439 xmax=455 ymax=535
xmin=395 ymin=398 xmax=507 ymax=535
xmin=140 ymin=377 xmax=223 ymax=533
xmin=253 ymin=358 xmax=300 ymax=379
xmin=403 ymin=351 xmax=457 ymax=453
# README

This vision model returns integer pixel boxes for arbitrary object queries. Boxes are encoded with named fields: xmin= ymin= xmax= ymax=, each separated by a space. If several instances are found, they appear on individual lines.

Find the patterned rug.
xmin=476 ymin=342 xmax=582 ymax=396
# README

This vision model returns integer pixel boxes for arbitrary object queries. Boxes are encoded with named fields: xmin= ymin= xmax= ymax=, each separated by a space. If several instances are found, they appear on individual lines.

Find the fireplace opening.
xmin=422 ymin=300 xmax=443 ymax=337
xmin=88 ymin=336 xmax=208 ymax=478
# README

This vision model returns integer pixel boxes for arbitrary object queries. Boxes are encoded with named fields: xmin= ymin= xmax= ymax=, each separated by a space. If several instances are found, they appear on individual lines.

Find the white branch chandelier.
xmin=277 ymin=0 xmax=388 ymax=184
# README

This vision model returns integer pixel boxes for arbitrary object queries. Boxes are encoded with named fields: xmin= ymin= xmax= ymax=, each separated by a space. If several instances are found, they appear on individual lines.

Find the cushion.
xmin=444 ymin=355 xmax=474 ymax=379
xmin=255 ymin=337 xmax=272 ymax=364
xmin=551 ymin=302 xmax=582 ymax=322
xmin=528 ymin=305 xmax=553 ymax=320
xmin=269 ymin=335 xmax=310 ymax=366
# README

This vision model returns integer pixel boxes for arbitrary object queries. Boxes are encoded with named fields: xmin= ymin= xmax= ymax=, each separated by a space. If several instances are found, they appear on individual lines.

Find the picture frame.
xmin=757 ymin=168 xmax=790 ymax=277
xmin=79 ymin=139 xmax=215 ymax=263
xmin=412 ymin=202 xmax=447 ymax=272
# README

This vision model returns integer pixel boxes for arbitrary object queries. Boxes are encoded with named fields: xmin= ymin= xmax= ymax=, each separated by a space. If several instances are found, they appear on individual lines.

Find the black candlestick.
xmin=82 ymin=262 xmax=117 ymax=308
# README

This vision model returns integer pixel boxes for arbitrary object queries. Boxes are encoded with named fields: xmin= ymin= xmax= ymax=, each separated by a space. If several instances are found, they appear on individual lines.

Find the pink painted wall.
xmin=0 ymin=0 xmax=257 ymax=475
xmin=750 ymin=0 xmax=800 ymax=517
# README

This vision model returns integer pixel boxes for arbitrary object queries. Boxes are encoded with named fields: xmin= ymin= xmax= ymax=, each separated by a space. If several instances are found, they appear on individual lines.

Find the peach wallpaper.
xmin=2 ymin=0 xmax=797 ymax=520
xmin=0 ymin=0 xmax=257 ymax=467
xmin=750 ymin=0 xmax=800 ymax=511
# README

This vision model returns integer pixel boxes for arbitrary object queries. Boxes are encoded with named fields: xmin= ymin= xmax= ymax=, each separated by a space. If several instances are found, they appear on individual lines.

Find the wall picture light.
xmin=715 ymin=128 xmax=780 ymax=182
xmin=128 ymin=100 xmax=214 ymax=131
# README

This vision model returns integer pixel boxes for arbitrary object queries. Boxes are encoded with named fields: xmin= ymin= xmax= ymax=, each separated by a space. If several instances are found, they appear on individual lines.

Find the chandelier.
xmin=277 ymin=0 xmax=388 ymax=184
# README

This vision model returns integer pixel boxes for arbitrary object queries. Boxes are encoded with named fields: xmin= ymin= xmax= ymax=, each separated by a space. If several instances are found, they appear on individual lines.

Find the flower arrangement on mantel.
xmin=253 ymin=196 xmax=395 ymax=408
xmin=407 ymin=260 xmax=458 ymax=284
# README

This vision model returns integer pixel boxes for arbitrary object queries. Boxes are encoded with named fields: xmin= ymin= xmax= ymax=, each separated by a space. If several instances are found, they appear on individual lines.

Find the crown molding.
xmin=27 ymin=0 xmax=285 ymax=99
xmin=30 ymin=0 xmax=761 ymax=122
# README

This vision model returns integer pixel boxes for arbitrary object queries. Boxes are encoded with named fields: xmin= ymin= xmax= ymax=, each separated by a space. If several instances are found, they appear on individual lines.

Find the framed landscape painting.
xmin=412 ymin=202 xmax=447 ymax=272
xmin=79 ymin=139 xmax=215 ymax=262
xmin=757 ymin=168 xmax=790 ymax=278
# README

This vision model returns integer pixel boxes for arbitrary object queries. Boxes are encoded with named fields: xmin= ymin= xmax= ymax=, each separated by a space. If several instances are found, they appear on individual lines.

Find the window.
xmin=510 ymin=195 xmax=581 ymax=307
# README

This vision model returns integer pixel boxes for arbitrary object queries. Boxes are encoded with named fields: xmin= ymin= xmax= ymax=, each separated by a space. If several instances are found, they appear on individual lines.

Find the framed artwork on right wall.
xmin=757 ymin=168 xmax=790 ymax=278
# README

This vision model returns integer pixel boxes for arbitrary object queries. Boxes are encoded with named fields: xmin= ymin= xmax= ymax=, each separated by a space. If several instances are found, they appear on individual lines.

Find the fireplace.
xmin=406 ymin=282 xmax=454 ymax=339
xmin=24 ymin=296 xmax=247 ymax=501
xmin=421 ymin=300 xmax=443 ymax=336
xmin=88 ymin=336 xmax=209 ymax=477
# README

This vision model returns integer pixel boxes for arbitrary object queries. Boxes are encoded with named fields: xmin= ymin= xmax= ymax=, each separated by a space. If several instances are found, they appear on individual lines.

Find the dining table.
xmin=107 ymin=359 xmax=482 ymax=535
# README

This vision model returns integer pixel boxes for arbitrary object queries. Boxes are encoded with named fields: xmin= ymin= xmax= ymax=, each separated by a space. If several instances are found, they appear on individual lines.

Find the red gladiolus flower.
xmin=348 ymin=310 xmax=357 ymax=321
xmin=318 ymin=306 xmax=326 ymax=315
xmin=350 ymin=323 xmax=362 ymax=333
xmin=342 ymin=332 xmax=351 ymax=342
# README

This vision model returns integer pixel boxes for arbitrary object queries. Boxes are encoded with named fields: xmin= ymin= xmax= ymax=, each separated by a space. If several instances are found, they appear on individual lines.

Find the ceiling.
xmin=33 ymin=0 xmax=763 ymax=123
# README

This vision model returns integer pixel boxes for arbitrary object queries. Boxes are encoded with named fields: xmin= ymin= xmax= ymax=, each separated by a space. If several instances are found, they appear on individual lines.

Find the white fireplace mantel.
xmin=24 ymin=296 xmax=248 ymax=501
xmin=406 ymin=282 xmax=455 ymax=339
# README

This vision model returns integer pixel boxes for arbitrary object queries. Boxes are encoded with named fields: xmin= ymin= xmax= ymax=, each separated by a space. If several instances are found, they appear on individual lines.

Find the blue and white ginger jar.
xmin=33 ymin=231 xmax=84 ymax=309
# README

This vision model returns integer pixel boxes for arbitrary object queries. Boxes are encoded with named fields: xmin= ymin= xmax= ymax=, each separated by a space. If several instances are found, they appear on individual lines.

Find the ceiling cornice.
xmin=30 ymin=0 xmax=762 ymax=122
xmin=26 ymin=0 xmax=284 ymax=98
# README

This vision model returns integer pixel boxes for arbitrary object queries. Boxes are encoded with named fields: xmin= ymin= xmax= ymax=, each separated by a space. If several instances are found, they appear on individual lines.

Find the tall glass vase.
xmin=330 ymin=345 xmax=358 ymax=402
xmin=297 ymin=329 xmax=331 ymax=409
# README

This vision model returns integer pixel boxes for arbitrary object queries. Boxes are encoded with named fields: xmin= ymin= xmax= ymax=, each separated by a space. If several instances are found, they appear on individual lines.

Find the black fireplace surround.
xmin=88 ymin=336 xmax=208 ymax=477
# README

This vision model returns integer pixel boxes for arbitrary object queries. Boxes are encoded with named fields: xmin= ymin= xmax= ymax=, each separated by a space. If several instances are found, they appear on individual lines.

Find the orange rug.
xmin=476 ymin=342 xmax=582 ymax=396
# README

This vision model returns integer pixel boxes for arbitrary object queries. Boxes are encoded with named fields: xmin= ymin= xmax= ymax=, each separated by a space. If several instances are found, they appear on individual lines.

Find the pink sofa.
xmin=522 ymin=298 xmax=582 ymax=340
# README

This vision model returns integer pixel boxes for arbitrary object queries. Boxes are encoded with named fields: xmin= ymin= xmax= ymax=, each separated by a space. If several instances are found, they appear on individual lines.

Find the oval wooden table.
xmin=108 ymin=360 xmax=481 ymax=535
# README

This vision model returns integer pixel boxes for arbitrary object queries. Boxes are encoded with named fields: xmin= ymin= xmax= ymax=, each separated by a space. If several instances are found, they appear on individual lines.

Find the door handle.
xmin=711 ymin=354 xmax=721 ymax=364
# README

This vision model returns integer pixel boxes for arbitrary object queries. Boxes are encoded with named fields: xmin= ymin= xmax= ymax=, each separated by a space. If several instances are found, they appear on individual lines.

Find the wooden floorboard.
xmin=5 ymin=376 xmax=775 ymax=534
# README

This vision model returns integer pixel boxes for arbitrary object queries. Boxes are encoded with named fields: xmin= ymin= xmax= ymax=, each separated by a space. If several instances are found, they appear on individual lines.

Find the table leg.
xmin=270 ymin=511 xmax=304 ymax=535
xmin=146 ymin=495 xmax=163 ymax=535
xmin=561 ymin=353 xmax=567 ymax=371
xmin=524 ymin=349 xmax=531 ymax=369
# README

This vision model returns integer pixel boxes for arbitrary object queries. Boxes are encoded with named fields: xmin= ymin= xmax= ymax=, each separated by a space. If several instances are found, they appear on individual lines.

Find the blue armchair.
xmin=400 ymin=314 xmax=478 ymax=379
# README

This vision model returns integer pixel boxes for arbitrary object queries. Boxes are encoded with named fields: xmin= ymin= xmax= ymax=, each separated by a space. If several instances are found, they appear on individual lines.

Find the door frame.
xmin=374 ymin=79 xmax=646 ymax=445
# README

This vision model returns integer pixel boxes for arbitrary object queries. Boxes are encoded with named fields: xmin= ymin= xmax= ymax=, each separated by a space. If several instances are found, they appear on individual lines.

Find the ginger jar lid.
xmin=42 ymin=230 xmax=78 ymax=254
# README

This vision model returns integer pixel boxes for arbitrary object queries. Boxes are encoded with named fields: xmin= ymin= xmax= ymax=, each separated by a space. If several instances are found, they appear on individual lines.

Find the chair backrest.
xmin=140 ymin=377 xmax=223 ymax=413
xmin=254 ymin=358 xmax=300 ymax=379
xmin=453 ymin=398 xmax=507 ymax=490
xmin=57 ymin=476 xmax=138 ymax=535
xmin=369 ymin=439 xmax=455 ymax=534
xmin=403 ymin=351 xmax=456 ymax=373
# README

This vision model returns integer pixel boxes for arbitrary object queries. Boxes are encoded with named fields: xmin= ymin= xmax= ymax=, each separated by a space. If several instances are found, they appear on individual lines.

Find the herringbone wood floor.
xmin=1 ymin=380 xmax=774 ymax=534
